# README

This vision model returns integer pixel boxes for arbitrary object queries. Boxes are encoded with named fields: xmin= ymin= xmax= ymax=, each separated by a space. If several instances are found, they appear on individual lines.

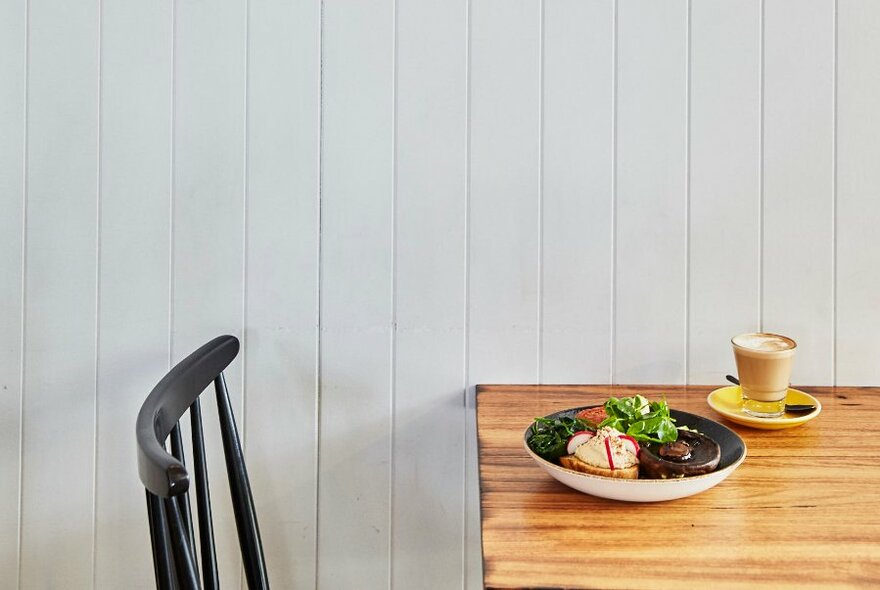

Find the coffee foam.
xmin=732 ymin=333 xmax=795 ymax=352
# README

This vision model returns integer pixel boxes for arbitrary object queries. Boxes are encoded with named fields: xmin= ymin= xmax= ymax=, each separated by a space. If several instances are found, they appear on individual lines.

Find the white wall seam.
xmin=91 ymin=0 xmax=104 ymax=584
xmin=242 ymin=0 xmax=250 ymax=447
xmin=16 ymin=1 xmax=30 ymax=587
xmin=610 ymin=0 xmax=618 ymax=385
xmin=758 ymin=0 xmax=765 ymax=332
xmin=168 ymin=0 xmax=177 ymax=370
xmin=388 ymin=0 xmax=398 ymax=585
xmin=240 ymin=1 xmax=250 ymax=587
xmin=832 ymin=0 xmax=838 ymax=386
xmin=314 ymin=1 xmax=325 ymax=586
xmin=537 ymin=0 xmax=545 ymax=384
xmin=685 ymin=0 xmax=691 ymax=384
xmin=462 ymin=0 xmax=472 ymax=585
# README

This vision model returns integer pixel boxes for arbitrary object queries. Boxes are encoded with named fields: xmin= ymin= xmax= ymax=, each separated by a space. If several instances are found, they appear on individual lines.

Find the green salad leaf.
xmin=598 ymin=394 xmax=678 ymax=444
xmin=527 ymin=416 xmax=589 ymax=460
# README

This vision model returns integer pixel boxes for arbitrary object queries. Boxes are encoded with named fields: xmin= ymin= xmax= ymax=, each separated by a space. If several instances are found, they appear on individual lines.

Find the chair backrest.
xmin=136 ymin=335 xmax=268 ymax=590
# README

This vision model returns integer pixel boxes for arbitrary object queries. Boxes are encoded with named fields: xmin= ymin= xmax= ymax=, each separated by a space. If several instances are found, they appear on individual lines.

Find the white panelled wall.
xmin=1 ymin=0 xmax=878 ymax=588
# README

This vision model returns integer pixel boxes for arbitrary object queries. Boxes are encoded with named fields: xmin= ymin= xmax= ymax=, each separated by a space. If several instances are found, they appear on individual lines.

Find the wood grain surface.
xmin=477 ymin=384 xmax=880 ymax=589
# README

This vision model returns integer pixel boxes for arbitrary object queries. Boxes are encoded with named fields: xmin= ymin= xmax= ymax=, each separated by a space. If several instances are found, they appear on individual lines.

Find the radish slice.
xmin=604 ymin=437 xmax=616 ymax=470
xmin=619 ymin=434 xmax=640 ymax=457
xmin=566 ymin=431 xmax=595 ymax=455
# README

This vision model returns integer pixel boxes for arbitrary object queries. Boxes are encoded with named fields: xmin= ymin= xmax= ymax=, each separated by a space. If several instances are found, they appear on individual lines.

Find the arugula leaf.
xmin=598 ymin=395 xmax=677 ymax=443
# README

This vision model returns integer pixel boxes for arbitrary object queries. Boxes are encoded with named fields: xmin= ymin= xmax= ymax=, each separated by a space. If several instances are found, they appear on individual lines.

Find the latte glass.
xmin=731 ymin=333 xmax=797 ymax=418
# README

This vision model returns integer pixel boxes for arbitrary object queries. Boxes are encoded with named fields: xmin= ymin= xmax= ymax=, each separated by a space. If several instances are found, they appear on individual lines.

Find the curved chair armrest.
xmin=136 ymin=335 xmax=240 ymax=497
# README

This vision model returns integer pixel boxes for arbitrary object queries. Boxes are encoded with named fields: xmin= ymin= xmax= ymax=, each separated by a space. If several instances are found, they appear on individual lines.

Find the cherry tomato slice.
xmin=575 ymin=406 xmax=607 ymax=427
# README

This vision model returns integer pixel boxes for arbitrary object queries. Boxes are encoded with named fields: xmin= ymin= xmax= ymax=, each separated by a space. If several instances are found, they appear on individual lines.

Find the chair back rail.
xmin=146 ymin=490 xmax=174 ymax=590
xmin=170 ymin=426 xmax=197 ymax=552
xmin=215 ymin=373 xmax=269 ymax=588
xmin=190 ymin=398 xmax=219 ymax=589
xmin=165 ymin=496 xmax=200 ymax=590
xmin=136 ymin=335 xmax=269 ymax=589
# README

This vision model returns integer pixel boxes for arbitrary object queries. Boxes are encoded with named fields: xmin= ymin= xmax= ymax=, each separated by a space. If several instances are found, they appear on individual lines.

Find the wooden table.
xmin=476 ymin=384 xmax=880 ymax=589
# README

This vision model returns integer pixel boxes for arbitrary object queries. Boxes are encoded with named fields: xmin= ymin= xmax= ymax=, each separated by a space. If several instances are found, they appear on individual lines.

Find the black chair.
xmin=136 ymin=335 xmax=269 ymax=589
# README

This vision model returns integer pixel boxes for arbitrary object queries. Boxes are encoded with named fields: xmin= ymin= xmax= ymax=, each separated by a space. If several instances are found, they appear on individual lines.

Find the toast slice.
xmin=559 ymin=454 xmax=639 ymax=479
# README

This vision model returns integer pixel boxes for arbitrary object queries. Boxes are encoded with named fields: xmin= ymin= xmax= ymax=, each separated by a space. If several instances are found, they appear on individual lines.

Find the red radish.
xmin=566 ymin=431 xmax=595 ymax=454
xmin=619 ymin=435 xmax=640 ymax=457
xmin=604 ymin=437 xmax=616 ymax=470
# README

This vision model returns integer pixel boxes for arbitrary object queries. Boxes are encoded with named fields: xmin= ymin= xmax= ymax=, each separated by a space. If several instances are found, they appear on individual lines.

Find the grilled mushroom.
xmin=639 ymin=429 xmax=721 ymax=479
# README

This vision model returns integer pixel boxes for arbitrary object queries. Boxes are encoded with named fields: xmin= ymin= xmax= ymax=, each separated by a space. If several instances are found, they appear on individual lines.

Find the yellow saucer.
xmin=707 ymin=386 xmax=821 ymax=430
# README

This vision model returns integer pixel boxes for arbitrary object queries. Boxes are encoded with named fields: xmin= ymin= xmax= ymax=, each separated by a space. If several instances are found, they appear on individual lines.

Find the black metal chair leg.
xmin=165 ymin=496 xmax=202 ymax=590
xmin=190 ymin=398 xmax=219 ymax=590
xmin=170 ymin=424 xmax=200 ymax=579
xmin=215 ymin=373 xmax=269 ymax=589
xmin=147 ymin=490 xmax=175 ymax=590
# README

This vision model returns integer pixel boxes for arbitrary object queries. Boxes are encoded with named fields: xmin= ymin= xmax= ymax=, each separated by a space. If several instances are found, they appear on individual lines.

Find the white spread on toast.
xmin=574 ymin=426 xmax=638 ymax=470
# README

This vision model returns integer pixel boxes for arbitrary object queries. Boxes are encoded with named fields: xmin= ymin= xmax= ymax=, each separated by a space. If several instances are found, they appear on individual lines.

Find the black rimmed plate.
xmin=523 ymin=407 xmax=747 ymax=502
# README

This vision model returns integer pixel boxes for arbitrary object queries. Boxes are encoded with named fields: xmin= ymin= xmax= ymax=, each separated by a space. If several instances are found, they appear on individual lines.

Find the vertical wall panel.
xmin=93 ymin=0 xmax=172 ymax=586
xmin=688 ymin=0 xmax=761 ymax=384
xmin=245 ymin=0 xmax=320 ymax=586
xmin=763 ymin=0 xmax=834 ymax=385
xmin=615 ymin=0 xmax=688 ymax=383
xmin=542 ymin=0 xmax=613 ymax=383
xmin=0 ymin=0 xmax=25 ymax=582
xmin=393 ymin=0 xmax=466 ymax=587
xmin=468 ymin=1 xmax=540 ymax=385
xmin=468 ymin=1 xmax=540 ymax=587
xmin=173 ymin=0 xmax=247 ymax=585
xmin=837 ymin=0 xmax=880 ymax=385
xmin=319 ymin=1 xmax=394 ymax=587
xmin=21 ymin=0 xmax=99 ymax=586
